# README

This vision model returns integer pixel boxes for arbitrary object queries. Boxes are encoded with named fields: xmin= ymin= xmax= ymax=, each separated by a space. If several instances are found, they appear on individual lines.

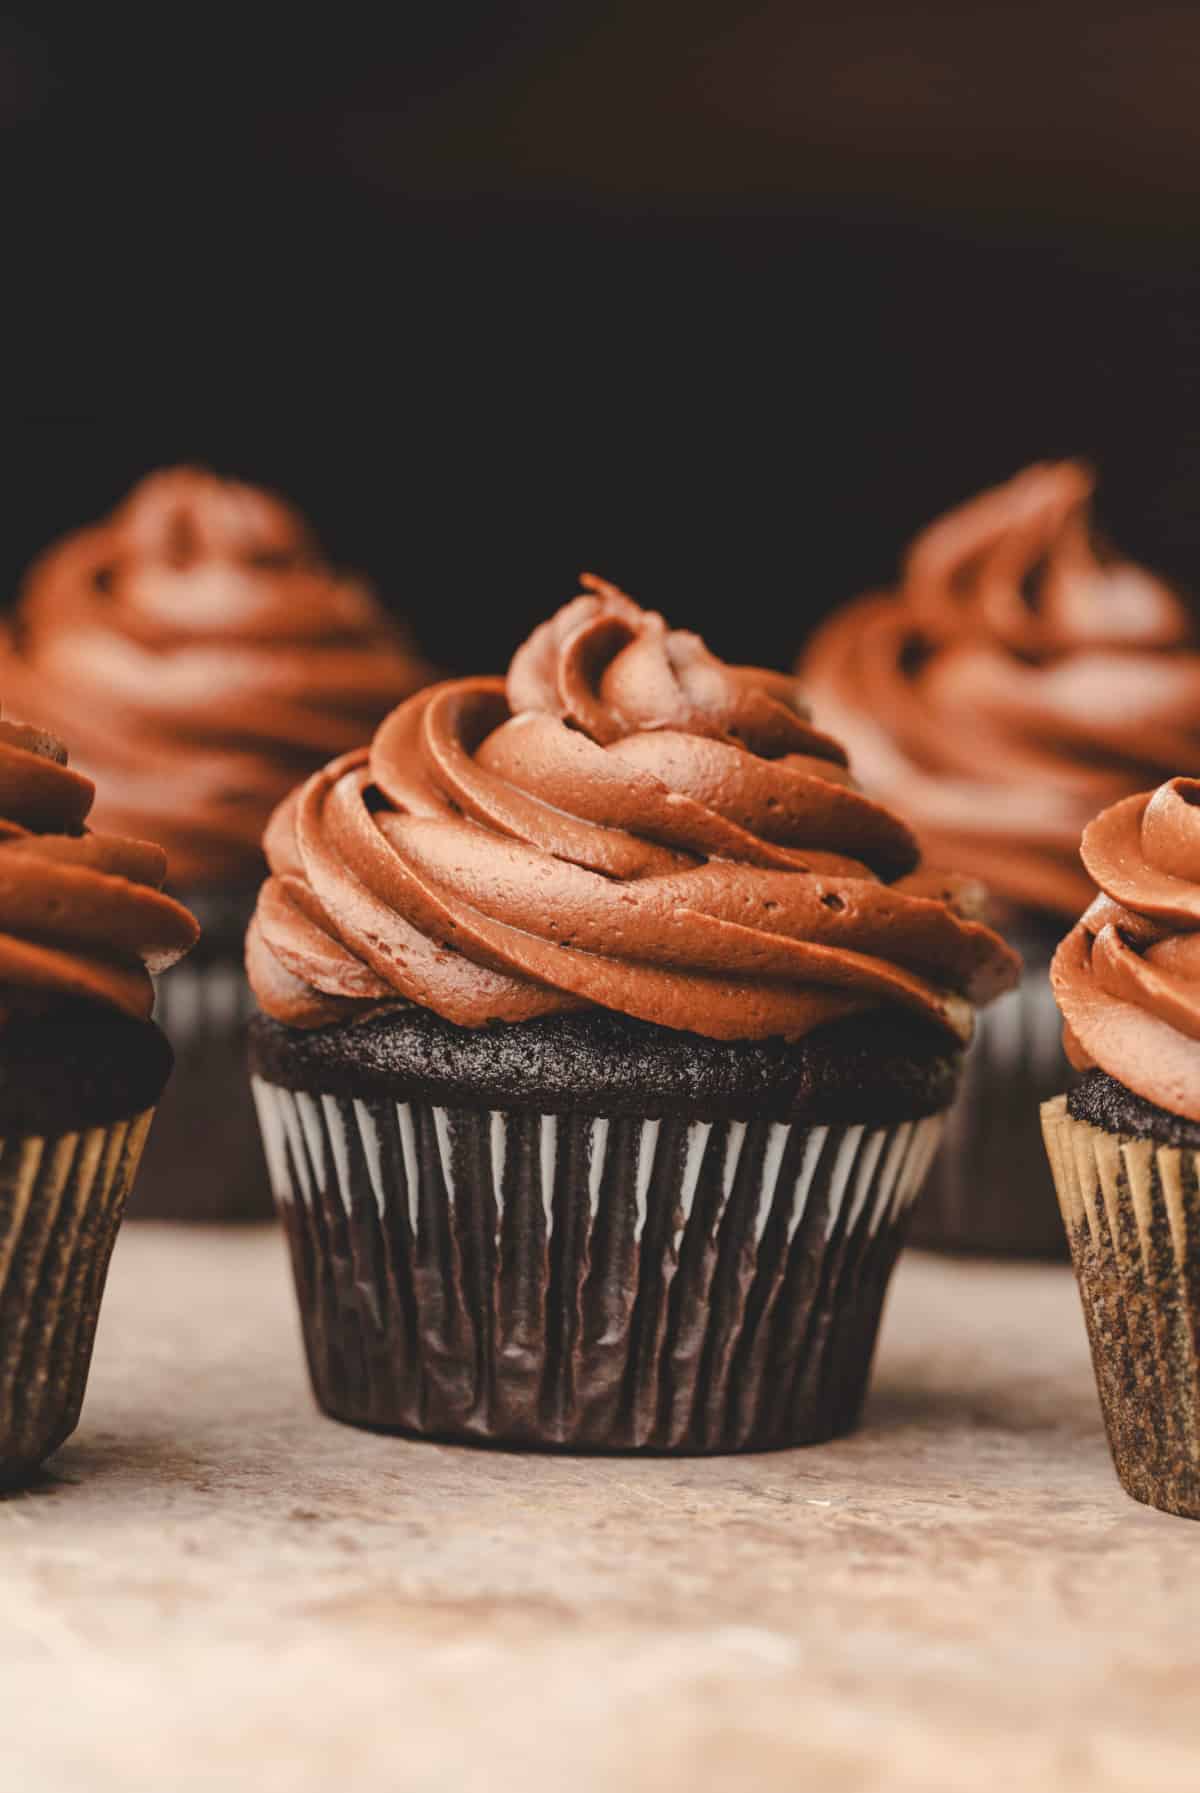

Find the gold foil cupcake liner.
xmin=0 ymin=1110 xmax=153 ymax=1485
xmin=253 ymin=1076 xmax=943 ymax=1453
xmin=1041 ymin=1094 xmax=1200 ymax=1518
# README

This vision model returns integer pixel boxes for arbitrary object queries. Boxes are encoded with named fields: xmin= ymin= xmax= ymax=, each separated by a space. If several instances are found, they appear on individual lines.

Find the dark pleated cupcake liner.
xmin=0 ymin=1109 xmax=154 ymax=1485
xmin=1042 ymin=1096 xmax=1200 ymax=1520
xmin=133 ymin=960 xmax=271 ymax=1221
xmin=910 ymin=963 xmax=1069 ymax=1257
xmin=253 ymin=1077 xmax=943 ymax=1452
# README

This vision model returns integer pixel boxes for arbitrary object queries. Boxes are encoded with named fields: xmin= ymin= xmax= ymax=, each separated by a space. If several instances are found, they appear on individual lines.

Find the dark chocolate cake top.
xmin=249 ymin=1006 xmax=958 ymax=1124
xmin=1067 ymin=1068 xmax=1200 ymax=1149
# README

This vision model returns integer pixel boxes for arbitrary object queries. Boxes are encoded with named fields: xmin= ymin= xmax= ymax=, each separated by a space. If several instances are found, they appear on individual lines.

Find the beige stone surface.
xmin=1 ymin=1229 xmax=1197 ymax=1793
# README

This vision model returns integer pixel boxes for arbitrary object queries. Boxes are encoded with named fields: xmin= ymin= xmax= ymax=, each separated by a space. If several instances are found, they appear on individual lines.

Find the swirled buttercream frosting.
xmin=0 ymin=715 xmax=197 ymax=1023
xmin=801 ymin=462 xmax=1198 ymax=922
xmin=247 ymin=578 xmax=1018 ymax=1042
xmin=3 ymin=469 xmax=433 ymax=888
xmin=1053 ymin=778 xmax=1200 ymax=1120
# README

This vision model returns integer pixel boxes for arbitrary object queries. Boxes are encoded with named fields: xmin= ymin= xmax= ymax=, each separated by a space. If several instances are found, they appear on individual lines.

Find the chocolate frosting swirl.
xmin=0 ymin=715 xmax=197 ymax=1024
xmin=801 ymin=462 xmax=1198 ymax=922
xmin=1053 ymin=778 xmax=1200 ymax=1120
xmin=248 ymin=578 xmax=1017 ymax=1043
xmin=3 ymin=469 xmax=433 ymax=889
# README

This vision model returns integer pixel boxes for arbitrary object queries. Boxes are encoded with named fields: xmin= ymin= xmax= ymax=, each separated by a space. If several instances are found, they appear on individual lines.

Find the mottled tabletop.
xmin=1 ymin=1229 xmax=1196 ymax=1793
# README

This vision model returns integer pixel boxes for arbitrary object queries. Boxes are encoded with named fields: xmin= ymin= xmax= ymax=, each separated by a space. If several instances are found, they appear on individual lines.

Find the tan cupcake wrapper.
xmin=1041 ymin=1094 xmax=1200 ymax=1518
xmin=0 ymin=1110 xmax=154 ymax=1486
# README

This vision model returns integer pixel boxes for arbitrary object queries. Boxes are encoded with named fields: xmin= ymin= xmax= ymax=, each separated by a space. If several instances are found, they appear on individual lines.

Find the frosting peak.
xmin=509 ymin=576 xmax=821 ymax=753
xmin=3 ymin=468 xmax=433 ymax=889
xmin=1053 ymin=779 xmax=1200 ymax=1119
xmin=248 ymin=580 xmax=1017 ymax=1043
xmin=0 ymin=716 xmax=197 ymax=1024
xmin=111 ymin=466 xmax=315 ymax=570
xmin=801 ymin=461 xmax=1198 ymax=921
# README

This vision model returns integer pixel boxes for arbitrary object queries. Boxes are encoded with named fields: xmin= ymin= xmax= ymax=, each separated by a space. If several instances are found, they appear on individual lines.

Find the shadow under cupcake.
xmin=246 ymin=578 xmax=1017 ymax=1452
xmin=2 ymin=468 xmax=433 ymax=1220
xmin=802 ymin=460 xmax=1200 ymax=1256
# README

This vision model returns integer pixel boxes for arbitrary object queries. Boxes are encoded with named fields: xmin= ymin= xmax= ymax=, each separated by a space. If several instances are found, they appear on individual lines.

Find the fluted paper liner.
xmin=0 ymin=1109 xmax=153 ymax=1485
xmin=253 ymin=1078 xmax=942 ymax=1452
xmin=1042 ymin=1094 xmax=1200 ymax=1519
xmin=913 ymin=963 xmax=1068 ymax=1257
xmin=136 ymin=961 xmax=270 ymax=1221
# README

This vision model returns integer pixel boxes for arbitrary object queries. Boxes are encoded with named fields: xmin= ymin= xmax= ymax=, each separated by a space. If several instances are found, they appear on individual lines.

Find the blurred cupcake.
xmin=802 ymin=461 xmax=1199 ymax=1255
xmin=247 ymin=578 xmax=1017 ymax=1453
xmin=3 ymin=469 xmax=433 ymax=1219
xmin=0 ymin=713 xmax=196 ymax=1483
xmin=1043 ymin=777 xmax=1200 ymax=1520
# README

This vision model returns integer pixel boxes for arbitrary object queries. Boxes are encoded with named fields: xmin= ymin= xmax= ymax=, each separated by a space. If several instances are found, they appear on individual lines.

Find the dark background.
xmin=4 ymin=2 xmax=1200 ymax=671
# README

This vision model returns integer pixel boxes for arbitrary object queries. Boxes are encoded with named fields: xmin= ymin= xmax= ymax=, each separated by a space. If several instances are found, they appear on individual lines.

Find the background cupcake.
xmin=0 ymin=712 xmax=196 ymax=1482
xmin=1043 ymin=777 xmax=1200 ymax=1520
xmin=2 ymin=469 xmax=433 ymax=1219
xmin=801 ymin=460 xmax=1200 ymax=1255
xmin=247 ymin=578 xmax=1016 ymax=1453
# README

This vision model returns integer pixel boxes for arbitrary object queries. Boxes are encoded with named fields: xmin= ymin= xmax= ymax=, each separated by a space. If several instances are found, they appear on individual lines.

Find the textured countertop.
xmin=1 ymin=1229 xmax=1196 ymax=1793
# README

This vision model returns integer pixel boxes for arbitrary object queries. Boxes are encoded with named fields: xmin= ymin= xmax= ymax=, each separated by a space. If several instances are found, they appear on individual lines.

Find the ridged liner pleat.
xmin=1042 ymin=1094 xmax=1200 ymax=1519
xmin=253 ymin=1078 xmax=942 ymax=1452
xmin=0 ymin=1110 xmax=153 ymax=1485
xmin=912 ymin=965 xmax=1069 ymax=1257
xmin=136 ymin=963 xmax=270 ymax=1221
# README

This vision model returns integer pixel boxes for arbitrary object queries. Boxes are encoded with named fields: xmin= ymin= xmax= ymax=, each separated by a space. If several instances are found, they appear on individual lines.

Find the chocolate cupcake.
xmin=0 ymin=714 xmax=196 ymax=1483
xmin=802 ymin=461 xmax=1200 ymax=1255
xmin=1042 ymin=778 xmax=1200 ymax=1519
xmin=247 ymin=579 xmax=1017 ymax=1452
xmin=3 ymin=470 xmax=433 ymax=1218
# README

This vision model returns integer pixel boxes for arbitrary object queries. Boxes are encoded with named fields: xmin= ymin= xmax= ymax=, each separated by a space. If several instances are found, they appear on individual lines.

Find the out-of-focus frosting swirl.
xmin=1053 ymin=778 xmax=1200 ymax=1120
xmin=248 ymin=577 xmax=1018 ymax=1042
xmin=0 ymin=715 xmax=197 ymax=1024
xmin=3 ymin=468 xmax=433 ymax=888
xmin=801 ymin=461 xmax=1199 ymax=922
